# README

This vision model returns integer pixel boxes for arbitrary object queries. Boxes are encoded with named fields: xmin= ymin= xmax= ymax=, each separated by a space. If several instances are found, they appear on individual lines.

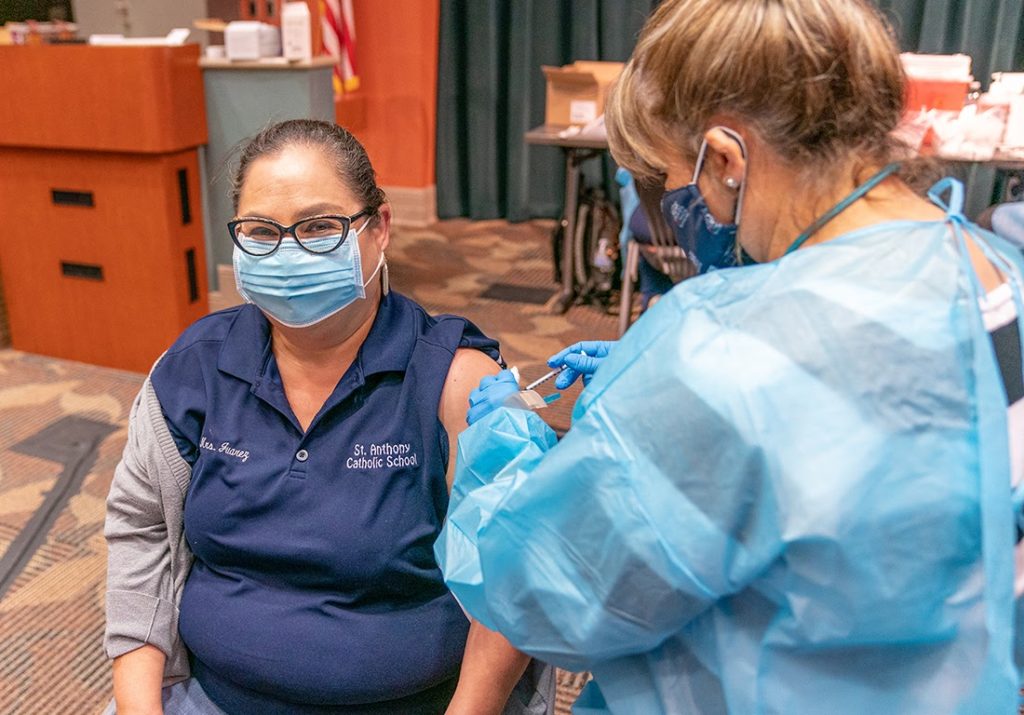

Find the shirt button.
xmin=295 ymin=449 xmax=309 ymax=462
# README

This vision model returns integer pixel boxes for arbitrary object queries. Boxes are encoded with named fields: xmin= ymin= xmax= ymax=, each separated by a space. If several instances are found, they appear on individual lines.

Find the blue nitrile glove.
xmin=547 ymin=340 xmax=616 ymax=389
xmin=467 ymin=369 xmax=521 ymax=426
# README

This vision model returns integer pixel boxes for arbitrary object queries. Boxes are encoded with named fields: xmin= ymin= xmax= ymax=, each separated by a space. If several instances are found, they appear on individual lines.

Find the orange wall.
xmin=340 ymin=0 xmax=439 ymax=189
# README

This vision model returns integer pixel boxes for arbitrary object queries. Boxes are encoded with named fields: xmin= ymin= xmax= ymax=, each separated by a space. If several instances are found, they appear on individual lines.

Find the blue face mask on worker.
xmin=661 ymin=127 xmax=752 ymax=273
xmin=233 ymin=220 xmax=383 ymax=328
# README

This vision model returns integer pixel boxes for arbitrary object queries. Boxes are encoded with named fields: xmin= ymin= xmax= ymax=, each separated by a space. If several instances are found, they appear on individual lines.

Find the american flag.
xmin=320 ymin=0 xmax=358 ymax=96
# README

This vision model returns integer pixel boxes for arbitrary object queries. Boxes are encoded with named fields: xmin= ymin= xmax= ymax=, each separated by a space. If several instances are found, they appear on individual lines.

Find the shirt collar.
xmin=217 ymin=304 xmax=272 ymax=384
xmin=217 ymin=294 xmax=415 ymax=385
xmin=354 ymin=292 xmax=418 ymax=378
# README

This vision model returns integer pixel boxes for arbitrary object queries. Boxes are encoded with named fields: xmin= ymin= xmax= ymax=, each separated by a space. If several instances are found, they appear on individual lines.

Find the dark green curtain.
xmin=437 ymin=0 xmax=1024 ymax=220
xmin=436 ymin=0 xmax=658 ymax=220
xmin=0 ymin=0 xmax=72 ymax=22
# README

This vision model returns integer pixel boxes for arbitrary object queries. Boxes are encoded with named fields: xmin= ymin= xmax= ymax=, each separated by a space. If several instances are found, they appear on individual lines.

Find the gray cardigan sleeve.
xmin=104 ymin=377 xmax=193 ymax=683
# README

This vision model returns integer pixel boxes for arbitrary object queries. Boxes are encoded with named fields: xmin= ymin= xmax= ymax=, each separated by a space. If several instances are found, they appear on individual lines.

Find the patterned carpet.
xmin=0 ymin=352 xmax=142 ymax=715
xmin=387 ymin=218 xmax=619 ymax=435
xmin=0 ymin=219 xmax=615 ymax=714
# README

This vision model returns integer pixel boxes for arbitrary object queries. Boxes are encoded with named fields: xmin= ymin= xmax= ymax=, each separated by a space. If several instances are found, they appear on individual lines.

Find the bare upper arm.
xmin=965 ymin=233 xmax=1007 ymax=292
xmin=438 ymin=348 xmax=502 ymax=491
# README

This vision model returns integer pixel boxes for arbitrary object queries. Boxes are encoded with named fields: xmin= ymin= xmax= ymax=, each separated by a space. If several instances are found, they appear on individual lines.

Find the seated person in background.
xmin=993 ymin=201 xmax=1024 ymax=248
xmin=624 ymin=191 xmax=676 ymax=310
xmin=104 ymin=119 xmax=549 ymax=715
xmin=616 ymin=168 xmax=680 ymax=312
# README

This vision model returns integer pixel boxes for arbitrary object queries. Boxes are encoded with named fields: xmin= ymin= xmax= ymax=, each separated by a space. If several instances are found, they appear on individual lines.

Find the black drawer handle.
xmin=185 ymin=248 xmax=199 ymax=302
xmin=61 ymin=262 xmax=104 ymax=281
xmin=177 ymin=168 xmax=192 ymax=225
xmin=52 ymin=190 xmax=94 ymax=207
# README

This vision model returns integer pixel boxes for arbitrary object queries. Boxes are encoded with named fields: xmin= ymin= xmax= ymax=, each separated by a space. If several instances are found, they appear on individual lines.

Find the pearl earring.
xmin=724 ymin=177 xmax=739 ymax=189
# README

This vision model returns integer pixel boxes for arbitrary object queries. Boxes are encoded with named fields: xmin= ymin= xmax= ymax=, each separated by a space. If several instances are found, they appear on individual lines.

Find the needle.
xmin=524 ymin=365 xmax=567 ymax=391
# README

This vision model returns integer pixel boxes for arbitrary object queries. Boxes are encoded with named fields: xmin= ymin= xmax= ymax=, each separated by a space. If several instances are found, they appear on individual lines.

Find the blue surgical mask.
xmin=233 ymin=225 xmax=384 ymax=328
xmin=661 ymin=126 xmax=754 ymax=273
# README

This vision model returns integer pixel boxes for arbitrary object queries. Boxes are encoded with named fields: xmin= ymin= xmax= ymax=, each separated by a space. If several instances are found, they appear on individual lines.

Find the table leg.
xmin=552 ymin=149 xmax=580 ymax=314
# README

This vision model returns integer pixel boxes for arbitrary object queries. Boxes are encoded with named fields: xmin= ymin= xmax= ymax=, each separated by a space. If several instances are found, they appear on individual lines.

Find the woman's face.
xmin=236 ymin=143 xmax=387 ymax=284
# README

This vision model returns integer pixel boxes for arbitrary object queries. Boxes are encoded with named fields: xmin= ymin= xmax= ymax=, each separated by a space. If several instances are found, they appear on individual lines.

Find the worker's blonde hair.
xmin=606 ymin=0 xmax=905 ymax=181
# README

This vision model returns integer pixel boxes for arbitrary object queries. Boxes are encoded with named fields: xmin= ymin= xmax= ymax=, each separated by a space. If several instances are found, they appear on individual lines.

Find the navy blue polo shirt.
xmin=149 ymin=293 xmax=500 ymax=713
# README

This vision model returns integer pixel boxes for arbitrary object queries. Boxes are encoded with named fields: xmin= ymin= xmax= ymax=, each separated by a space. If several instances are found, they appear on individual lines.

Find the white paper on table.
xmin=88 ymin=28 xmax=190 ymax=46
xmin=577 ymin=115 xmax=607 ymax=140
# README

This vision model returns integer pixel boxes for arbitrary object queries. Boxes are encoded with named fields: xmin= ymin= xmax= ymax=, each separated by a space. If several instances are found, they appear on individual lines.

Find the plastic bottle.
xmin=282 ymin=2 xmax=312 ymax=62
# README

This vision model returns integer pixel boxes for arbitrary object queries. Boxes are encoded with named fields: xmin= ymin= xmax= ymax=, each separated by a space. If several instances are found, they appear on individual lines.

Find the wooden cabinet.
xmin=0 ymin=44 xmax=206 ymax=153
xmin=0 ymin=45 xmax=209 ymax=372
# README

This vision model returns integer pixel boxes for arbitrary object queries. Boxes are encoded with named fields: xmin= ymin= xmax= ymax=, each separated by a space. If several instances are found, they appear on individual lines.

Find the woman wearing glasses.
xmin=103 ymin=120 xmax=549 ymax=715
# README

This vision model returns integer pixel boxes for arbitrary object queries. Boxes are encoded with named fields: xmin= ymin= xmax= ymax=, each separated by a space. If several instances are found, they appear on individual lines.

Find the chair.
xmin=617 ymin=179 xmax=695 ymax=336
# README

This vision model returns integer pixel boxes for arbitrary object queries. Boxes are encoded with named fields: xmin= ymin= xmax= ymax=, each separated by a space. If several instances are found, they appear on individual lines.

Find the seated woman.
xmin=616 ymin=169 xmax=672 ymax=312
xmin=104 ymin=119 xmax=549 ymax=714
xmin=993 ymin=201 xmax=1024 ymax=248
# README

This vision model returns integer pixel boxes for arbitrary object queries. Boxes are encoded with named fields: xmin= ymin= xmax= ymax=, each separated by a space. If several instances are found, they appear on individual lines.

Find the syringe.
xmin=523 ymin=365 xmax=568 ymax=392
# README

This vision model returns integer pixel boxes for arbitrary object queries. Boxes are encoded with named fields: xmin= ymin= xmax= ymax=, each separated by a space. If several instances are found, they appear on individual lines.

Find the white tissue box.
xmin=225 ymin=21 xmax=281 ymax=61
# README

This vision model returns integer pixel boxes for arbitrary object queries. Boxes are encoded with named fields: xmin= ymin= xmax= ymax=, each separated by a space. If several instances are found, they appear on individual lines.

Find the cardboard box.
xmin=542 ymin=60 xmax=624 ymax=126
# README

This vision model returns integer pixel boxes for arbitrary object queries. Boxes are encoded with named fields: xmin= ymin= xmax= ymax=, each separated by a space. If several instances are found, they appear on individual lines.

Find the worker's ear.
xmin=702 ymin=127 xmax=747 ymax=190
xmin=696 ymin=126 xmax=748 ymax=224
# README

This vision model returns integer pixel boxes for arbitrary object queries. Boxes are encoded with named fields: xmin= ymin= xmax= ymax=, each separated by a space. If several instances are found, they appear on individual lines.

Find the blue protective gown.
xmin=436 ymin=189 xmax=1024 ymax=713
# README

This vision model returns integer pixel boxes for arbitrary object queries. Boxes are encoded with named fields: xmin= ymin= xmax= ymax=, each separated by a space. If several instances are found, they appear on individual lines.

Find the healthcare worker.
xmin=436 ymin=0 xmax=1024 ymax=712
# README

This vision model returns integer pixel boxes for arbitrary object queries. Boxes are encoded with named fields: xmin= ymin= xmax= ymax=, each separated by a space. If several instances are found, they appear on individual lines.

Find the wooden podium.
xmin=0 ymin=44 xmax=209 ymax=373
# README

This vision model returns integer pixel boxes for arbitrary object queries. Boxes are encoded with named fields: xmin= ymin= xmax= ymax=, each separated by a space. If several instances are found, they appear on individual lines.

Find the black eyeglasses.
xmin=228 ymin=210 xmax=372 ymax=256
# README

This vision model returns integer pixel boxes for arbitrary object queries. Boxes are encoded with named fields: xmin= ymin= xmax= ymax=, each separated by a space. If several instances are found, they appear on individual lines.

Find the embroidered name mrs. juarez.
xmin=200 ymin=435 xmax=250 ymax=463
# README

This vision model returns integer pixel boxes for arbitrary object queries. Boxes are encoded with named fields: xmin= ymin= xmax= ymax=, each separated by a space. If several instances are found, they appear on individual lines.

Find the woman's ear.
xmin=702 ymin=127 xmax=747 ymax=189
xmin=374 ymin=203 xmax=392 ymax=252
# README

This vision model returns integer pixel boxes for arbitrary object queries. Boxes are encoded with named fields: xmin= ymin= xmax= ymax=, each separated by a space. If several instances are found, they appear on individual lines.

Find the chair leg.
xmin=618 ymin=241 xmax=640 ymax=337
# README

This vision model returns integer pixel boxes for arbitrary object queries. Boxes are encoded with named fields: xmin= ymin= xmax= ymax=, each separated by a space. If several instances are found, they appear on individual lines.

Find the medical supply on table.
xmin=900 ymin=52 xmax=973 ymax=112
xmin=894 ymin=64 xmax=1024 ymax=160
xmin=925 ymin=104 xmax=1010 ymax=160
xmin=988 ymin=73 xmax=1024 ymax=152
